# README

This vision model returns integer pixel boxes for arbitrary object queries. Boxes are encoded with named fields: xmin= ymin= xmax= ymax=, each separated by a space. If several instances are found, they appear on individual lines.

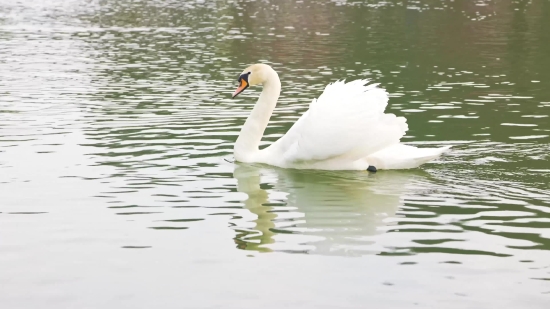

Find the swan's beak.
xmin=232 ymin=77 xmax=249 ymax=98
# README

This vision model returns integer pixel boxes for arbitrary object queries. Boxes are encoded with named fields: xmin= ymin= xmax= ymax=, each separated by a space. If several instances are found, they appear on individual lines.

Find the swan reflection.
xmin=233 ymin=163 xmax=418 ymax=256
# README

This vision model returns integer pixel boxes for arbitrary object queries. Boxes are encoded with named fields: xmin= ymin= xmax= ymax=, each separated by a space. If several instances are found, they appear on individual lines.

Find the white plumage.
xmin=232 ymin=64 xmax=450 ymax=170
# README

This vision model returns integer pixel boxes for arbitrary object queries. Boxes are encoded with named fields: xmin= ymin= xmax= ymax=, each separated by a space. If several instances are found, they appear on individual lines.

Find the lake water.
xmin=1 ymin=0 xmax=549 ymax=308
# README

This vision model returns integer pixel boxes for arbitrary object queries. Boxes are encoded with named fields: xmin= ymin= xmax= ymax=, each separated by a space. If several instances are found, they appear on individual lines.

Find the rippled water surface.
xmin=1 ymin=0 xmax=549 ymax=308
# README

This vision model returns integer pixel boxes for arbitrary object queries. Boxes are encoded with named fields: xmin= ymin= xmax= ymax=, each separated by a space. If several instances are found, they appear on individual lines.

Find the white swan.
xmin=231 ymin=63 xmax=450 ymax=171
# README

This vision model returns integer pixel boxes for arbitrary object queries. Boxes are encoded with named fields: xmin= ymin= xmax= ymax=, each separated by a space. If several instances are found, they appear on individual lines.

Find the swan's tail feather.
xmin=366 ymin=144 xmax=451 ymax=170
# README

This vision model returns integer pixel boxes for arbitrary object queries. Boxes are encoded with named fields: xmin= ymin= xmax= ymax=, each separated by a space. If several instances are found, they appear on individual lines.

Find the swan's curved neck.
xmin=234 ymin=70 xmax=281 ymax=162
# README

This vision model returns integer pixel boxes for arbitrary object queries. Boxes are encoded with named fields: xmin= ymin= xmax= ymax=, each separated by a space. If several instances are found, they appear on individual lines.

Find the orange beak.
xmin=232 ymin=78 xmax=249 ymax=98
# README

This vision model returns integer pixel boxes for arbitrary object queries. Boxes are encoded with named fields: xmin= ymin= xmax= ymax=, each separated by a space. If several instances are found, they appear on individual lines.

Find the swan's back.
xmin=264 ymin=79 xmax=410 ymax=170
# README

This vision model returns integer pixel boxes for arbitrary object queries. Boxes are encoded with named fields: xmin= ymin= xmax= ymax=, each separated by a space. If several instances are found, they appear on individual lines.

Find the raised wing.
xmin=267 ymin=80 xmax=408 ymax=165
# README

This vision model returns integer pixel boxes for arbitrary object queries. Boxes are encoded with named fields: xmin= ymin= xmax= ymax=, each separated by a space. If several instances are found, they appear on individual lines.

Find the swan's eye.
xmin=237 ymin=72 xmax=252 ymax=81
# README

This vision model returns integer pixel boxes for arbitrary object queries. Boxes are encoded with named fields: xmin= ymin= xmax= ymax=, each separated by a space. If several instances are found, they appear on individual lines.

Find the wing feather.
xmin=267 ymin=80 xmax=408 ymax=165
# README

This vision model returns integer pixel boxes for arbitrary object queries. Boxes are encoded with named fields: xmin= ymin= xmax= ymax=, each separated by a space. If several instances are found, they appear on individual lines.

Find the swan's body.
xmin=232 ymin=64 xmax=450 ymax=171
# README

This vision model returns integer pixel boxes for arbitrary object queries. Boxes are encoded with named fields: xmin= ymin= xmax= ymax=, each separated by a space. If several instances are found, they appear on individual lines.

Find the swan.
xmin=231 ymin=63 xmax=450 ymax=171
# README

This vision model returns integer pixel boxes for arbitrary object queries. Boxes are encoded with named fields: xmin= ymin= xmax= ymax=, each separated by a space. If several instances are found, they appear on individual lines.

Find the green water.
xmin=1 ymin=0 xmax=549 ymax=308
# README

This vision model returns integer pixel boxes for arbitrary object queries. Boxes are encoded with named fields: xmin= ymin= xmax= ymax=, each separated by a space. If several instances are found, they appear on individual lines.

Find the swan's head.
xmin=232 ymin=63 xmax=274 ymax=98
